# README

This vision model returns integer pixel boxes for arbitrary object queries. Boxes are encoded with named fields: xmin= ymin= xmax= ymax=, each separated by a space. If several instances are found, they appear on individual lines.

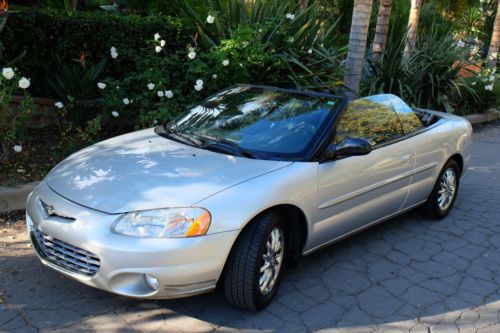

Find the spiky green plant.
xmin=174 ymin=0 xmax=346 ymax=91
xmin=366 ymin=17 xmax=467 ymax=112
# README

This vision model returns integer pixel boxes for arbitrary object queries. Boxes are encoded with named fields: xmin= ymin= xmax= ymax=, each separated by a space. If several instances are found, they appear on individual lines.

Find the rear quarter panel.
xmin=405 ymin=112 xmax=472 ymax=206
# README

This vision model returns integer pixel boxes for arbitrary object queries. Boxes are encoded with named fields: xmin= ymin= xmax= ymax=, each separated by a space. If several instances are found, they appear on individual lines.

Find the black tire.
xmin=422 ymin=159 xmax=460 ymax=219
xmin=223 ymin=211 xmax=286 ymax=310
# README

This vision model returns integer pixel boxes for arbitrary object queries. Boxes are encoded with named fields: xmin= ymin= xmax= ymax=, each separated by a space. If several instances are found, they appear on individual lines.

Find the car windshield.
xmin=166 ymin=86 xmax=342 ymax=156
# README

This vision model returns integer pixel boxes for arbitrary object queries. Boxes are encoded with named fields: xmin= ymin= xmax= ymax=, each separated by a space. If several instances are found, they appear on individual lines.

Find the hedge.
xmin=3 ymin=7 xmax=194 ymax=97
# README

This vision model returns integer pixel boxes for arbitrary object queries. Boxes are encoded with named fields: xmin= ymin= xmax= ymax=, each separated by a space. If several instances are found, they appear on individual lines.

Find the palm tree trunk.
xmin=372 ymin=0 xmax=392 ymax=64
xmin=403 ymin=0 xmax=422 ymax=59
xmin=344 ymin=0 xmax=374 ymax=94
xmin=487 ymin=0 xmax=500 ymax=68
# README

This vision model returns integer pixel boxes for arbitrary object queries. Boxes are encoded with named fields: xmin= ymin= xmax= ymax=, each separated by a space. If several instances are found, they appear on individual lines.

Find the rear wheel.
xmin=422 ymin=159 xmax=460 ymax=219
xmin=223 ymin=212 xmax=286 ymax=310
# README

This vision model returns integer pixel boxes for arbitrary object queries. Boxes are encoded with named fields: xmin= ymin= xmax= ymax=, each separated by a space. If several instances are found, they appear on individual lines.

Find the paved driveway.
xmin=1 ymin=123 xmax=500 ymax=333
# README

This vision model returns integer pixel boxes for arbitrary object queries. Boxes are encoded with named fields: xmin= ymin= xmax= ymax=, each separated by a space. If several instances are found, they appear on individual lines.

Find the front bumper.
xmin=26 ymin=182 xmax=239 ymax=299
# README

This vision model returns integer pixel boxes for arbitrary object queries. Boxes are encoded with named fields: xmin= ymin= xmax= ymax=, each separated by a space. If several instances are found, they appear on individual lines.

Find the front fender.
xmin=195 ymin=162 xmax=318 ymax=236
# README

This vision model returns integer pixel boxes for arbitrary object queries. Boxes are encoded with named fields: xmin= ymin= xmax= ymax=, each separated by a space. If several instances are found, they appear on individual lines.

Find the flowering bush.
xmin=3 ymin=8 xmax=191 ymax=97
xmin=451 ymin=66 xmax=500 ymax=115
xmin=176 ymin=0 xmax=345 ymax=90
xmin=0 ymin=66 xmax=35 ymax=161
xmin=93 ymin=0 xmax=346 ymax=130
xmin=97 ymin=25 xmax=280 ymax=129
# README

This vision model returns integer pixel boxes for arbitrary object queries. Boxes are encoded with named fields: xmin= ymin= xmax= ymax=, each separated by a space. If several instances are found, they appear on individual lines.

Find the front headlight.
xmin=111 ymin=208 xmax=211 ymax=238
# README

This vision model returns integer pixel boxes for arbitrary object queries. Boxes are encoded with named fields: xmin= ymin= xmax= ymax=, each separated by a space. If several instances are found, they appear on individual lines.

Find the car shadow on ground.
xmin=2 ymin=180 xmax=500 ymax=332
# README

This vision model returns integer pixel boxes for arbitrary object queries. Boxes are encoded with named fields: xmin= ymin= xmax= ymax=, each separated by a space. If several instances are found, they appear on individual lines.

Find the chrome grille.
xmin=32 ymin=229 xmax=100 ymax=276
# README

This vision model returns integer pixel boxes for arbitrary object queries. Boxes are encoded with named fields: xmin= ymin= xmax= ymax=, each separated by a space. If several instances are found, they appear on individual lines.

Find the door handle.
xmin=400 ymin=154 xmax=413 ymax=165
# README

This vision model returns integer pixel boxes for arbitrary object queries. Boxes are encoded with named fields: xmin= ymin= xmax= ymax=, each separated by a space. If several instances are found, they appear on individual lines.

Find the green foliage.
xmin=55 ymin=114 xmax=104 ymax=156
xmin=366 ymin=12 xmax=467 ymax=112
xmin=2 ymin=7 xmax=192 ymax=97
xmin=97 ymin=24 xmax=279 ymax=129
xmin=93 ymin=0 xmax=346 ymax=130
xmin=450 ymin=67 xmax=500 ymax=115
xmin=174 ymin=0 xmax=346 ymax=91
xmin=0 ymin=70 xmax=36 ymax=162
xmin=47 ymin=56 xmax=107 ymax=126
xmin=0 ymin=13 xmax=35 ymax=162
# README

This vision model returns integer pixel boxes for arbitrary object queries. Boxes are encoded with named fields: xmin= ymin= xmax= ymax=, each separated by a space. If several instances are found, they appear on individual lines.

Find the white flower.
xmin=194 ymin=84 xmax=203 ymax=91
xmin=147 ymin=83 xmax=155 ymax=90
xmin=308 ymin=49 xmax=313 ymax=54
xmin=165 ymin=90 xmax=174 ymax=99
xmin=97 ymin=82 xmax=106 ymax=89
xmin=206 ymin=14 xmax=215 ymax=24
xmin=123 ymin=98 xmax=130 ymax=105
xmin=258 ymin=28 xmax=263 ymax=33
xmin=154 ymin=33 xmax=161 ymax=41
xmin=110 ymin=47 xmax=118 ymax=59
xmin=155 ymin=46 xmax=162 ymax=53
xmin=286 ymin=13 xmax=295 ymax=20
xmin=17 ymin=168 xmax=25 ymax=174
xmin=54 ymin=101 xmax=64 ymax=109
xmin=111 ymin=111 xmax=119 ymax=118
xmin=489 ymin=75 xmax=496 ymax=82
xmin=157 ymin=90 xmax=165 ymax=97
xmin=160 ymin=40 xmax=166 ymax=47
xmin=13 ymin=145 xmax=22 ymax=153
xmin=2 ymin=67 xmax=14 ymax=80
xmin=18 ymin=77 xmax=30 ymax=89
xmin=196 ymin=79 xmax=204 ymax=86
xmin=457 ymin=40 xmax=466 ymax=48
xmin=212 ymin=74 xmax=218 ymax=79
xmin=472 ymin=81 xmax=477 ymax=86
xmin=188 ymin=51 xmax=197 ymax=60
xmin=222 ymin=59 xmax=230 ymax=66
xmin=485 ymin=84 xmax=494 ymax=91
xmin=242 ymin=41 xmax=249 ymax=47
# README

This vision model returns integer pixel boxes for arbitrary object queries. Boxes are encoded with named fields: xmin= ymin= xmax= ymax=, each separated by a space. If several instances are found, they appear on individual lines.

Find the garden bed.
xmin=0 ymin=126 xmax=64 ymax=187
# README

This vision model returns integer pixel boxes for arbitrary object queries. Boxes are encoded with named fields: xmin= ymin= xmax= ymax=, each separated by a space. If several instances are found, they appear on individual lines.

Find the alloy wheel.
xmin=437 ymin=168 xmax=457 ymax=212
xmin=259 ymin=227 xmax=284 ymax=296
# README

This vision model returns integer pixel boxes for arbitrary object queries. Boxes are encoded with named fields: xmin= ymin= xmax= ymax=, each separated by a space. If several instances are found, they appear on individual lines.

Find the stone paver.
xmin=1 ymin=122 xmax=500 ymax=332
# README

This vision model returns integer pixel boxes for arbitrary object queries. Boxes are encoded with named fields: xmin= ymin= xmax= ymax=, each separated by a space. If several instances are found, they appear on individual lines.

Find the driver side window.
xmin=335 ymin=98 xmax=405 ymax=146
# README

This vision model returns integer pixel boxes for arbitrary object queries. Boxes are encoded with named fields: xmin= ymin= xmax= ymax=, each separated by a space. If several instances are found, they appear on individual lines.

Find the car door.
xmin=310 ymin=96 xmax=416 ymax=250
xmin=387 ymin=95 xmax=438 ymax=209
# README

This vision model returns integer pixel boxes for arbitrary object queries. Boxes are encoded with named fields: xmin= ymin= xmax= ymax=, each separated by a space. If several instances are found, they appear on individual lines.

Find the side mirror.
xmin=322 ymin=137 xmax=372 ymax=161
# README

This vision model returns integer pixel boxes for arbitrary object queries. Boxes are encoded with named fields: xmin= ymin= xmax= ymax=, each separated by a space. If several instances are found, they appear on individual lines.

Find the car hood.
xmin=45 ymin=128 xmax=293 ymax=214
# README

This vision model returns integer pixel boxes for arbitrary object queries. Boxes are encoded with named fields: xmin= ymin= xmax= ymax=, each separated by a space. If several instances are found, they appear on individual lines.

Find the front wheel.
xmin=422 ymin=159 xmax=460 ymax=219
xmin=223 ymin=212 xmax=286 ymax=310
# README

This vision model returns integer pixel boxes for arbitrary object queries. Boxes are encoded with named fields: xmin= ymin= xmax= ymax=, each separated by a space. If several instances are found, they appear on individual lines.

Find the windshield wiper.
xmin=155 ymin=126 xmax=202 ymax=148
xmin=188 ymin=132 xmax=258 ymax=159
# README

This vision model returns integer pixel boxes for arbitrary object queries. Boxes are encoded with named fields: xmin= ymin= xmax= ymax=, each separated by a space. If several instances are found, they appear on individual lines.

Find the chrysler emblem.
xmin=40 ymin=200 xmax=75 ymax=221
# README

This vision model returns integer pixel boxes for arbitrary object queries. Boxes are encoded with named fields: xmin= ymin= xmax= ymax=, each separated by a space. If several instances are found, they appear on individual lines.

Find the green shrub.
xmin=450 ymin=66 xmax=500 ymax=115
xmin=0 ymin=69 xmax=36 ymax=162
xmin=1 ymin=14 xmax=36 ymax=163
xmin=366 ymin=25 xmax=464 ymax=112
xmin=97 ymin=25 xmax=280 ymax=129
xmin=3 ymin=7 xmax=193 ymax=97
xmin=94 ymin=0 xmax=346 ymax=129
xmin=174 ymin=0 xmax=346 ymax=91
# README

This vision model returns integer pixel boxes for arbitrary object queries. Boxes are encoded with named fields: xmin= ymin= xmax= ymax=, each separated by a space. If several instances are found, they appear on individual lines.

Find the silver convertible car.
xmin=26 ymin=85 xmax=472 ymax=310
